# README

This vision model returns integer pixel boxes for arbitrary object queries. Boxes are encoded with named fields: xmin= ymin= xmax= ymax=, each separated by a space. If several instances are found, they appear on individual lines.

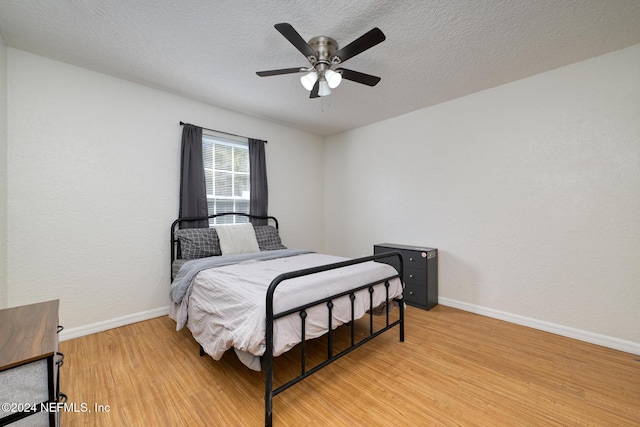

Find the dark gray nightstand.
xmin=374 ymin=243 xmax=438 ymax=310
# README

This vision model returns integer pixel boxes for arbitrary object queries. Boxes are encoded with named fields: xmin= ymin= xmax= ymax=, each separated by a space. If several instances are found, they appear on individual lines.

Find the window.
xmin=202 ymin=133 xmax=250 ymax=225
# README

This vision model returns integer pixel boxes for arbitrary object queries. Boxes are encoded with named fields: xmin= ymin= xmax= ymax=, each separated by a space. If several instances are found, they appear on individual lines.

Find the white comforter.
xmin=169 ymin=252 xmax=402 ymax=370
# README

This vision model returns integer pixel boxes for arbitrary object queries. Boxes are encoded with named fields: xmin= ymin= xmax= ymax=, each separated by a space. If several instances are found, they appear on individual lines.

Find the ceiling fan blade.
xmin=310 ymin=80 xmax=320 ymax=98
xmin=274 ymin=23 xmax=317 ymax=60
xmin=331 ymin=28 xmax=385 ymax=64
xmin=256 ymin=67 xmax=304 ymax=77
xmin=336 ymin=68 xmax=381 ymax=86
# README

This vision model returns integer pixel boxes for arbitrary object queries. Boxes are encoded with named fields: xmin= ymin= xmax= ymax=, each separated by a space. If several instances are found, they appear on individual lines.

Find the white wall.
xmin=6 ymin=49 xmax=324 ymax=330
xmin=325 ymin=45 xmax=640 ymax=347
xmin=5 ymin=43 xmax=639 ymax=351
xmin=0 ymin=34 xmax=7 ymax=309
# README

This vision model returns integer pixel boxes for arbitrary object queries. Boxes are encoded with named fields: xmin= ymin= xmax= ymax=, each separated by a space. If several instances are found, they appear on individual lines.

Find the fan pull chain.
xmin=321 ymin=97 xmax=332 ymax=113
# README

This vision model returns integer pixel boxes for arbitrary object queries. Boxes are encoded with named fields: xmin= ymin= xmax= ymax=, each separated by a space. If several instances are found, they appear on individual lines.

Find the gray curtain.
xmin=179 ymin=124 xmax=208 ymax=228
xmin=249 ymin=138 xmax=268 ymax=225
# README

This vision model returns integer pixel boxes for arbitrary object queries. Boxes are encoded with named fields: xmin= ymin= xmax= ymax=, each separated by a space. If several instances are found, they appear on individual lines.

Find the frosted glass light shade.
xmin=318 ymin=80 xmax=331 ymax=97
xmin=300 ymin=72 xmax=318 ymax=91
xmin=325 ymin=69 xmax=342 ymax=89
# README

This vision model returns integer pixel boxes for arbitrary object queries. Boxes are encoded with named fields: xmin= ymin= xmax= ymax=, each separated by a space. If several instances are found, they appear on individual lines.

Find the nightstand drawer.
xmin=0 ymin=360 xmax=49 ymax=421
xmin=405 ymin=266 xmax=426 ymax=285
xmin=398 ymin=250 xmax=428 ymax=270
xmin=404 ymin=282 xmax=427 ymax=306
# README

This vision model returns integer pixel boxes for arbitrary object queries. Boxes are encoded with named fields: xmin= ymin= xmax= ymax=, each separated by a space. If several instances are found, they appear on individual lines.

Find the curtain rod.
xmin=179 ymin=121 xmax=267 ymax=143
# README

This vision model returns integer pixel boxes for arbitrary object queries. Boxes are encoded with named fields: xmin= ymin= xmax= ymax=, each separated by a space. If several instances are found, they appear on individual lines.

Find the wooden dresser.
xmin=374 ymin=243 xmax=438 ymax=310
xmin=0 ymin=300 xmax=63 ymax=426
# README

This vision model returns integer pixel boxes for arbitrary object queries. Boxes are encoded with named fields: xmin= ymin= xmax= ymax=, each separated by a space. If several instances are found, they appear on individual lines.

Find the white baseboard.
xmin=58 ymin=306 xmax=169 ymax=341
xmin=58 ymin=300 xmax=640 ymax=356
xmin=439 ymin=297 xmax=640 ymax=356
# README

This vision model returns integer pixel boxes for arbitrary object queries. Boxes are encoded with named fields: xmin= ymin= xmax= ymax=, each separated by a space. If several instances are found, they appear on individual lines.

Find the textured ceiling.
xmin=1 ymin=0 xmax=639 ymax=136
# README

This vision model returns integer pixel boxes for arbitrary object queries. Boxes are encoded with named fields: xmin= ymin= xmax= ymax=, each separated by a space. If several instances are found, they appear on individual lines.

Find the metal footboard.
xmin=263 ymin=251 xmax=404 ymax=427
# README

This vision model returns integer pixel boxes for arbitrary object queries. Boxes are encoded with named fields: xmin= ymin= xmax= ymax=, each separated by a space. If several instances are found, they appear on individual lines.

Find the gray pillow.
xmin=175 ymin=228 xmax=222 ymax=259
xmin=253 ymin=225 xmax=287 ymax=251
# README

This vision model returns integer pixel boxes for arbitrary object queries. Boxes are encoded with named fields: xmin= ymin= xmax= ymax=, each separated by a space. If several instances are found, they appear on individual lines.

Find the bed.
xmin=168 ymin=213 xmax=404 ymax=426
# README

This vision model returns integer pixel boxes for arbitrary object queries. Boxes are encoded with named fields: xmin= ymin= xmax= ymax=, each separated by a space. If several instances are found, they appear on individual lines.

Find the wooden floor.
xmin=59 ymin=305 xmax=640 ymax=426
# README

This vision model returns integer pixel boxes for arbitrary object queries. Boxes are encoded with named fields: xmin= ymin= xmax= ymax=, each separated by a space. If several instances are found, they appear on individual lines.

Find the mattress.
xmin=169 ymin=251 xmax=402 ymax=370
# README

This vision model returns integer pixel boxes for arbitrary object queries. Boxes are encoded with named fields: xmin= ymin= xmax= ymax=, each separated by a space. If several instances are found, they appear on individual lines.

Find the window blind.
xmin=202 ymin=133 xmax=250 ymax=225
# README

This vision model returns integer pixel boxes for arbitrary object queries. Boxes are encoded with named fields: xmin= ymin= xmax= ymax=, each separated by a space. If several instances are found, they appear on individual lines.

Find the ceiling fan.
xmin=256 ymin=23 xmax=386 ymax=98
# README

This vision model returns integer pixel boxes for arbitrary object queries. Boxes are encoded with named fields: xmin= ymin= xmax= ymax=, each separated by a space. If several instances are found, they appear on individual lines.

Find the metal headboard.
xmin=170 ymin=212 xmax=279 ymax=271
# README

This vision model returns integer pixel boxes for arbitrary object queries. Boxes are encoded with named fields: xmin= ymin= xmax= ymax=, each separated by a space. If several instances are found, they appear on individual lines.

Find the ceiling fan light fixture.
xmin=257 ymin=23 xmax=385 ymax=99
xmin=319 ymin=80 xmax=331 ymax=97
xmin=300 ymin=71 xmax=318 ymax=91
xmin=325 ymin=69 xmax=342 ymax=89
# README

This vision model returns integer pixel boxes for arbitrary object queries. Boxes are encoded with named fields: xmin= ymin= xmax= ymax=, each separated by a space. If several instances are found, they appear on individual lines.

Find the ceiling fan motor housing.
xmin=308 ymin=36 xmax=339 ymax=76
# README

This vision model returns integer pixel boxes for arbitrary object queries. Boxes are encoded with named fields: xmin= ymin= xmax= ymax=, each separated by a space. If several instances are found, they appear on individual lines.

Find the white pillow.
xmin=215 ymin=223 xmax=260 ymax=255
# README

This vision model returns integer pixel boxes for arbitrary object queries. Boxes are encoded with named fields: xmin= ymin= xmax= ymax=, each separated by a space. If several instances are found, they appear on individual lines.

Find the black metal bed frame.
xmin=170 ymin=213 xmax=405 ymax=426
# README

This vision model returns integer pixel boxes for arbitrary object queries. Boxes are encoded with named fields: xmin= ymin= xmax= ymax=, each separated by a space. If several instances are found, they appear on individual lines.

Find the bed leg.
xmin=265 ymin=357 xmax=274 ymax=427
xmin=399 ymin=300 xmax=405 ymax=342
xmin=199 ymin=345 xmax=205 ymax=357
xmin=265 ymin=397 xmax=273 ymax=427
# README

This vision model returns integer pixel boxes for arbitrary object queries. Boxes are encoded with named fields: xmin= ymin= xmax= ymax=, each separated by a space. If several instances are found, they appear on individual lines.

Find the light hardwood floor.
xmin=59 ymin=305 xmax=640 ymax=426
